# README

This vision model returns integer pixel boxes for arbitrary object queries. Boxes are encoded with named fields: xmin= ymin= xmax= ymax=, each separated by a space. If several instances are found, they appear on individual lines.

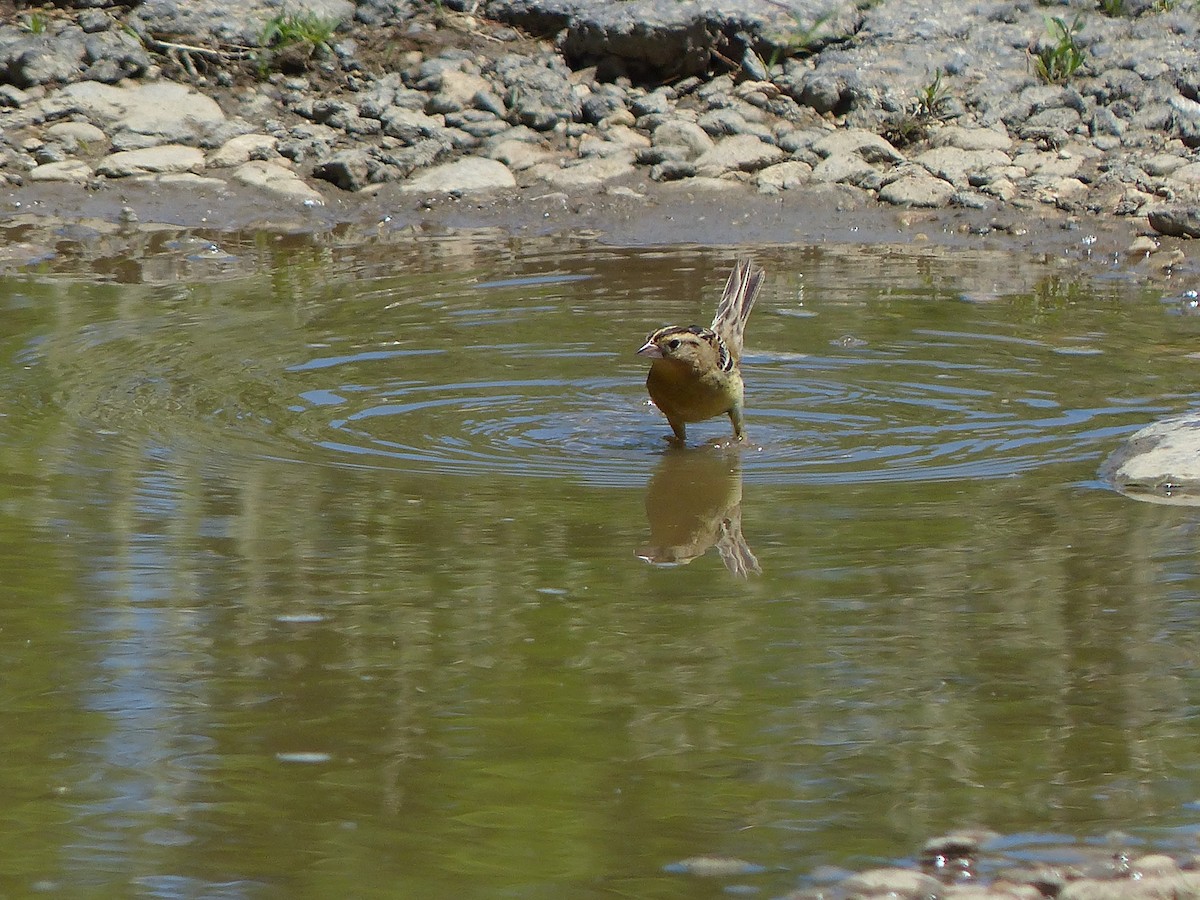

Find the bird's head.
xmin=637 ymin=325 xmax=731 ymax=372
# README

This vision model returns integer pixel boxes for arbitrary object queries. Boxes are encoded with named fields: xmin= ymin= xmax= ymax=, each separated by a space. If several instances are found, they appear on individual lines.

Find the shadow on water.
xmin=5 ymin=224 xmax=1200 ymax=896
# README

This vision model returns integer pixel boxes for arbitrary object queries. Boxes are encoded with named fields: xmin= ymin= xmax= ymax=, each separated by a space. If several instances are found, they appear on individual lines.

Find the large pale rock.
xmin=208 ymin=134 xmax=279 ymax=168
xmin=813 ymin=129 xmax=904 ymax=164
xmin=878 ymin=169 xmax=955 ymax=207
xmin=652 ymin=120 xmax=715 ymax=159
xmin=485 ymin=139 xmax=558 ymax=171
xmin=811 ymin=154 xmax=877 ymax=185
xmin=232 ymin=160 xmax=325 ymax=205
xmin=28 ymin=160 xmax=93 ymax=183
xmin=531 ymin=153 xmax=636 ymax=188
xmin=756 ymin=160 xmax=812 ymax=193
xmin=1101 ymin=411 xmax=1200 ymax=503
xmin=400 ymin=157 xmax=516 ymax=193
xmin=915 ymin=146 xmax=1012 ymax=188
xmin=427 ymin=70 xmax=494 ymax=113
xmin=693 ymin=134 xmax=785 ymax=177
xmin=95 ymin=145 xmax=205 ymax=176
xmin=930 ymin=125 xmax=1014 ymax=152
xmin=41 ymin=81 xmax=226 ymax=149
xmin=44 ymin=121 xmax=108 ymax=151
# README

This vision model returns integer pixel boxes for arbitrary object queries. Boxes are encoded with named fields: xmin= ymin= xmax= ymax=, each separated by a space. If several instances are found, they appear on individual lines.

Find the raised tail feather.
xmin=709 ymin=257 xmax=764 ymax=364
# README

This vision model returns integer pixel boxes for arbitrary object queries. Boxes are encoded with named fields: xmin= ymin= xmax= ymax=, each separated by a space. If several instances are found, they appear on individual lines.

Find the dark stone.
xmin=1 ymin=32 xmax=87 ymax=87
xmin=650 ymin=159 xmax=696 ymax=181
xmin=1148 ymin=207 xmax=1200 ymax=238
xmin=580 ymin=91 xmax=624 ymax=124
xmin=313 ymin=149 xmax=378 ymax=191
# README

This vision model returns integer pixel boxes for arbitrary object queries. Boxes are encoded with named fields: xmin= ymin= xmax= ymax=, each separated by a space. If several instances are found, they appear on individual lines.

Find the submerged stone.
xmin=1101 ymin=410 xmax=1200 ymax=503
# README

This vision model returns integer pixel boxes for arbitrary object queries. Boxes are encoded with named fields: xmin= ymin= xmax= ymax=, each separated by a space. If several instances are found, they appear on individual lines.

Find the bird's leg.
xmin=728 ymin=407 xmax=745 ymax=442
xmin=667 ymin=417 xmax=688 ymax=443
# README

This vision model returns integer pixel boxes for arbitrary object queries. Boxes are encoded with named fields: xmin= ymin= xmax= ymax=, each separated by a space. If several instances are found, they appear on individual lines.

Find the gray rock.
xmin=532 ymin=152 xmax=636 ymax=188
xmin=81 ymin=29 xmax=150 ymax=83
xmin=811 ymin=153 xmax=877 ymax=185
xmin=797 ymin=74 xmax=845 ymax=115
xmin=1148 ymin=207 xmax=1200 ymax=238
xmin=581 ymin=91 xmax=626 ymax=125
xmin=400 ymin=156 xmax=516 ymax=192
xmin=651 ymin=159 xmax=697 ymax=181
xmin=914 ymin=147 xmax=1012 ymax=189
xmin=0 ymin=84 xmax=32 ymax=108
xmin=96 ymin=145 xmax=206 ymax=177
xmin=28 ymin=159 xmax=93 ymax=182
xmin=697 ymin=107 xmax=772 ymax=140
xmin=841 ymin=868 xmax=943 ymax=897
xmin=1142 ymin=154 xmax=1187 ymax=177
xmin=312 ymin=149 xmax=382 ymax=191
xmin=756 ymin=160 xmax=812 ymax=193
xmin=929 ymin=125 xmax=1013 ymax=152
xmin=878 ymin=168 xmax=956 ymax=207
xmin=485 ymin=138 xmax=557 ymax=171
xmin=232 ymin=160 xmax=325 ymax=204
xmin=1090 ymin=106 xmax=1125 ymax=138
xmin=2 ymin=32 xmax=87 ymax=87
xmin=378 ymin=139 xmax=449 ymax=176
xmin=652 ymin=120 xmax=715 ymax=159
xmin=630 ymin=89 xmax=672 ymax=117
xmin=813 ymin=129 xmax=904 ymax=164
xmin=1170 ymin=93 xmax=1200 ymax=147
xmin=380 ymin=108 xmax=447 ymax=143
xmin=426 ymin=70 xmax=493 ymax=114
xmin=500 ymin=61 xmax=580 ymax=130
xmin=78 ymin=10 xmax=113 ymax=33
xmin=693 ymin=134 xmax=785 ymax=177
xmin=484 ymin=0 xmax=860 ymax=81
xmin=357 ymin=77 xmax=427 ymax=119
xmin=41 ymin=81 xmax=227 ymax=149
xmin=208 ymin=134 xmax=279 ymax=167
xmin=44 ymin=121 xmax=108 ymax=153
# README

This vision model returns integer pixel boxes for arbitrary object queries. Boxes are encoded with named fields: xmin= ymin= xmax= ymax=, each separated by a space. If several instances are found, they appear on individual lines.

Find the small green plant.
xmin=260 ymin=11 xmax=339 ymax=53
xmin=21 ymin=11 xmax=48 ymax=34
xmin=1097 ymin=0 xmax=1126 ymax=16
xmin=1032 ymin=14 xmax=1086 ymax=84
xmin=914 ymin=68 xmax=951 ymax=119
xmin=766 ymin=10 xmax=835 ymax=67
xmin=257 ymin=10 xmax=340 ymax=76
xmin=881 ymin=69 xmax=954 ymax=147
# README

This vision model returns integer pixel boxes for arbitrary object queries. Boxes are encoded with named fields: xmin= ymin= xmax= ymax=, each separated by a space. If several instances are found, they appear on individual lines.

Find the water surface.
xmin=3 ymin=225 xmax=1200 ymax=898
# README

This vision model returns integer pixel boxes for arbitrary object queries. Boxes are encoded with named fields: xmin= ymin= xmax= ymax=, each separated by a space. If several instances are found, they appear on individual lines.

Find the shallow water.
xmin=3 ymin=224 xmax=1200 ymax=897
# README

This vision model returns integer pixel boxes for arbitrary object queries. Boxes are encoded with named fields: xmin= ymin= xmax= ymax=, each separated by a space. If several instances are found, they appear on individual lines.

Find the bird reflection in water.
xmin=638 ymin=447 xmax=761 ymax=577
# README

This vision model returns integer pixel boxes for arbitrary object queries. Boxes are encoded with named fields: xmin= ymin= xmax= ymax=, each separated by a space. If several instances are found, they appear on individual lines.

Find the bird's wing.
xmin=709 ymin=257 xmax=764 ymax=363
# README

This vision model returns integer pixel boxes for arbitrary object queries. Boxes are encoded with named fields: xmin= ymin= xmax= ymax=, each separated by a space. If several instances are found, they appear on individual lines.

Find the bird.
xmin=636 ymin=257 xmax=765 ymax=444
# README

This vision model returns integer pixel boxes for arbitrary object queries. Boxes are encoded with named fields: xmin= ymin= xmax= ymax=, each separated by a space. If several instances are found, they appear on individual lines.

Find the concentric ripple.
xmin=292 ymin=337 xmax=1164 ymax=488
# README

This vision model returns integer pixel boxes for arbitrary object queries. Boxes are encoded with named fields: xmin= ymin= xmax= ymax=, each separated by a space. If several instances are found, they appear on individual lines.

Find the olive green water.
xmin=3 ymin=225 xmax=1200 ymax=899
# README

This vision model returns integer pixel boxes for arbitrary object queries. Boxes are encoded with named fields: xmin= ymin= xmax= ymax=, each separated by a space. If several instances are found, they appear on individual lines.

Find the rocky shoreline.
xmin=2 ymin=0 xmax=1200 ymax=255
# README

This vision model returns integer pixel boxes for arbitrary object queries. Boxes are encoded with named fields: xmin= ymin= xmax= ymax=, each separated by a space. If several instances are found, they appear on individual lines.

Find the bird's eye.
xmin=667 ymin=338 xmax=681 ymax=350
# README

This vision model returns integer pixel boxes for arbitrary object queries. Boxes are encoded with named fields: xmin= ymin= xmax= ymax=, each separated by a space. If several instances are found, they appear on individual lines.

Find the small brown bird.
xmin=637 ymin=258 xmax=765 ymax=443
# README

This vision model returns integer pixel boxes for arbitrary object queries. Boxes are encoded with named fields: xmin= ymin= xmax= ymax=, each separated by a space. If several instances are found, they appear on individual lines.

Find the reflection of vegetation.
xmin=0 ymin=235 xmax=1196 ymax=893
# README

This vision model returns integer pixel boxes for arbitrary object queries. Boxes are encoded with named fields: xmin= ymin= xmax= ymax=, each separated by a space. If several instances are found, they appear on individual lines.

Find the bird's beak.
xmin=637 ymin=340 xmax=662 ymax=358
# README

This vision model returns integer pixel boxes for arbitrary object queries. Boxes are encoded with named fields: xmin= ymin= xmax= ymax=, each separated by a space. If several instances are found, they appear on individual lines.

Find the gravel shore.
xmin=3 ymin=0 xmax=1200 ymax=265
